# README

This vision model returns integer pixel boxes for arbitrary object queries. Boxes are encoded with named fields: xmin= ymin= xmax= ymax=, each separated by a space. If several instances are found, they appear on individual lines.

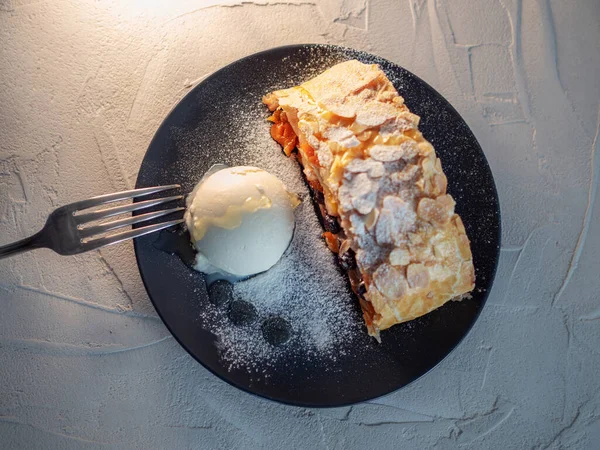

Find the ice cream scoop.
xmin=185 ymin=166 xmax=297 ymax=278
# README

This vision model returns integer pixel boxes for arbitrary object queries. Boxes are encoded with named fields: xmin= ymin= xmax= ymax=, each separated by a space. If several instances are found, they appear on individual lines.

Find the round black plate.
xmin=133 ymin=44 xmax=500 ymax=407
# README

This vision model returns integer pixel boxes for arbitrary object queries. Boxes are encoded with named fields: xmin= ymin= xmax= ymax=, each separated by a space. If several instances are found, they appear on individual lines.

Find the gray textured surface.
xmin=0 ymin=0 xmax=599 ymax=448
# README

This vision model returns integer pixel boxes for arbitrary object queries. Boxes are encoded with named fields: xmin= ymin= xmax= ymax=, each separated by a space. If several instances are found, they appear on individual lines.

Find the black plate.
xmin=133 ymin=44 xmax=500 ymax=407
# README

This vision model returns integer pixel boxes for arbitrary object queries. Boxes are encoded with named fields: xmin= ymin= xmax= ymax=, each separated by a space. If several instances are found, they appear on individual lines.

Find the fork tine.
xmin=79 ymin=207 xmax=185 ymax=239
xmin=69 ymin=185 xmax=181 ymax=211
xmin=74 ymin=195 xmax=183 ymax=224
xmin=82 ymin=218 xmax=185 ymax=251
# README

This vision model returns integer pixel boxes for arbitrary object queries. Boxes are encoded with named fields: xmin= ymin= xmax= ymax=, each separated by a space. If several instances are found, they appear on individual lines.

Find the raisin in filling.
xmin=303 ymin=175 xmax=366 ymax=300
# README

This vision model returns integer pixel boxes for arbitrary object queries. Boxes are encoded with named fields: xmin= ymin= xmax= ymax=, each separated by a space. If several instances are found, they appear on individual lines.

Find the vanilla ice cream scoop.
xmin=184 ymin=166 xmax=298 ymax=277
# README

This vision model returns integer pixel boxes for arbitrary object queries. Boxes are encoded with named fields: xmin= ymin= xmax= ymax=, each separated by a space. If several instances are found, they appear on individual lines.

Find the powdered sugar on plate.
xmin=175 ymin=78 xmax=364 ymax=372
xmin=201 ymin=197 xmax=361 ymax=371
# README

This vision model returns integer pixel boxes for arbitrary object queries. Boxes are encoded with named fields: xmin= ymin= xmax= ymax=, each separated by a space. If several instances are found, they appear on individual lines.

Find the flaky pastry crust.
xmin=264 ymin=60 xmax=475 ymax=339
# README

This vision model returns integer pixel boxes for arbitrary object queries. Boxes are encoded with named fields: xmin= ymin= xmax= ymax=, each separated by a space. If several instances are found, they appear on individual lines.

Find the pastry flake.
xmin=264 ymin=60 xmax=475 ymax=340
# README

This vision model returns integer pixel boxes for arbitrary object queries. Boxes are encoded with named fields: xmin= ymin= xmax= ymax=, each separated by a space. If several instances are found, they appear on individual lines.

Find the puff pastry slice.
xmin=263 ymin=60 xmax=475 ymax=340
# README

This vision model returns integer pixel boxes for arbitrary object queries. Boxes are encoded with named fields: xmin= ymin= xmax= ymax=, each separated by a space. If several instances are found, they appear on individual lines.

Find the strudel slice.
xmin=263 ymin=60 xmax=475 ymax=339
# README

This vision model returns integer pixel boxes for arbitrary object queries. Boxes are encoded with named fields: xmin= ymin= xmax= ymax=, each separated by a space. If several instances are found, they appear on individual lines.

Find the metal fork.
xmin=0 ymin=185 xmax=185 ymax=259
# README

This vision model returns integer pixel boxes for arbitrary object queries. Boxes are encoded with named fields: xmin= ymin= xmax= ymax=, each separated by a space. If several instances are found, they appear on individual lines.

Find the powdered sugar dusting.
xmin=172 ymin=69 xmax=363 ymax=372
xmin=217 ymin=197 xmax=359 ymax=369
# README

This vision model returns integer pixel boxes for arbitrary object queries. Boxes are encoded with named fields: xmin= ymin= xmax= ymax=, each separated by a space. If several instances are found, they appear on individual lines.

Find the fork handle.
xmin=0 ymin=231 xmax=46 ymax=259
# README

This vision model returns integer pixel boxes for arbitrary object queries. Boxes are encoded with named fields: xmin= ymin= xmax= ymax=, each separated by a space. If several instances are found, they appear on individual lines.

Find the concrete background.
xmin=1 ymin=0 xmax=599 ymax=448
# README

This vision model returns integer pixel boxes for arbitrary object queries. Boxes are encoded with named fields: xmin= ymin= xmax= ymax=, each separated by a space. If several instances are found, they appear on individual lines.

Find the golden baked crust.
xmin=264 ymin=60 xmax=475 ymax=339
